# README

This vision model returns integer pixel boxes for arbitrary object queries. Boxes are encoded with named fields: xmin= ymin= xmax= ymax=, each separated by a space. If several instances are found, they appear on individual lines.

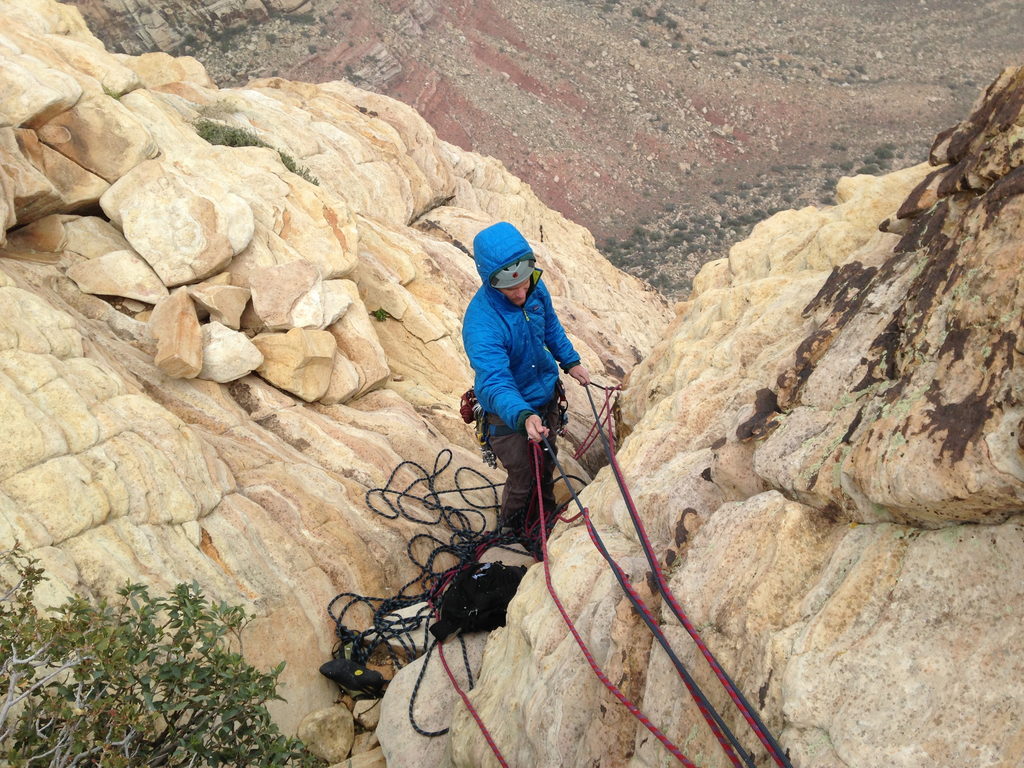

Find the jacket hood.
xmin=472 ymin=222 xmax=534 ymax=286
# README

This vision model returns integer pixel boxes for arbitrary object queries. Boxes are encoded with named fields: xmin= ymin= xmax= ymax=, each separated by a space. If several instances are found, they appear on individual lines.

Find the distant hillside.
xmin=72 ymin=0 xmax=1024 ymax=296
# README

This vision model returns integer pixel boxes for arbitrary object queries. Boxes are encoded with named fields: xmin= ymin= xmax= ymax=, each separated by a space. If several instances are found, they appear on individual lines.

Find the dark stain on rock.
xmin=736 ymin=388 xmax=780 ymax=441
xmin=984 ymin=165 xmax=1024 ymax=218
xmin=665 ymin=549 xmax=676 ymax=567
xmin=602 ymin=357 xmax=626 ymax=378
xmin=675 ymin=510 xmax=697 ymax=546
xmin=854 ymin=316 xmax=902 ymax=391
xmin=924 ymin=333 xmax=1014 ymax=462
xmin=937 ymin=322 xmax=972 ymax=365
xmin=897 ymin=167 xmax=945 ymax=219
xmin=711 ymin=436 xmax=727 ymax=450
xmin=644 ymin=570 xmax=657 ymax=596
xmin=842 ymin=407 xmax=864 ymax=444
xmin=895 ymin=198 xmax=951 ymax=255
xmin=758 ymin=668 xmax=773 ymax=710
xmin=803 ymin=261 xmax=878 ymax=320
xmin=228 ymin=380 xmax=259 ymax=415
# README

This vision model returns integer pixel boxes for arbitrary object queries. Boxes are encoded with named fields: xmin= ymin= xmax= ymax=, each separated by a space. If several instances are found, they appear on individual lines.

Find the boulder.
xmin=248 ymin=259 xmax=323 ymax=330
xmin=35 ymin=96 xmax=158 ymax=182
xmin=113 ymin=51 xmax=215 ymax=89
xmin=321 ymin=352 xmax=361 ymax=406
xmin=189 ymin=282 xmax=251 ymax=329
xmin=379 ymin=633 xmax=488 ymax=768
xmin=12 ymin=129 xmax=109 ymax=218
xmin=297 ymin=704 xmax=355 ymax=764
xmin=251 ymin=328 xmax=336 ymax=402
xmin=198 ymin=322 xmax=263 ymax=383
xmin=43 ymin=33 xmax=140 ymax=97
xmin=149 ymin=287 xmax=202 ymax=378
xmin=100 ymin=159 xmax=255 ymax=286
xmin=0 ymin=28 xmax=82 ymax=127
xmin=63 ymin=215 xmax=132 ymax=258
xmin=66 ymin=249 xmax=168 ymax=303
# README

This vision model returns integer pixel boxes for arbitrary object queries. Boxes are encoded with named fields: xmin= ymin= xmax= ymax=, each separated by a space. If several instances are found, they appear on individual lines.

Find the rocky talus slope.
xmin=443 ymin=72 xmax=1024 ymax=767
xmin=0 ymin=0 xmax=667 ymax=756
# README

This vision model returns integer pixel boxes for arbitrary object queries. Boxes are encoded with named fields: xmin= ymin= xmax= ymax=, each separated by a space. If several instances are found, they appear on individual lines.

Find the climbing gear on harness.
xmin=460 ymin=388 xmax=496 ymax=468
xmin=555 ymin=379 xmax=569 ymax=436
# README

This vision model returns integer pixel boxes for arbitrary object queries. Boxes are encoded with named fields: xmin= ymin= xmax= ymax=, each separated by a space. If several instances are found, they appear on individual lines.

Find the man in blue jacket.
xmin=463 ymin=221 xmax=590 ymax=536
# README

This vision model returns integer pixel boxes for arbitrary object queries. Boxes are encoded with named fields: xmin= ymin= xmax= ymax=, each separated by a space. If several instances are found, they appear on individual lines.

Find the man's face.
xmin=497 ymin=277 xmax=531 ymax=307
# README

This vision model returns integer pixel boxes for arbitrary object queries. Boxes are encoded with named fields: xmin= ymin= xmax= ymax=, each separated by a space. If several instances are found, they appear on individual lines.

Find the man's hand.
xmin=525 ymin=414 xmax=549 ymax=442
xmin=567 ymin=364 xmax=591 ymax=387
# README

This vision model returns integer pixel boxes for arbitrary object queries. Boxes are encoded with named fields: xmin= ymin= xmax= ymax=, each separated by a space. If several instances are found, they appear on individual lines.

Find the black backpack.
xmin=429 ymin=561 xmax=527 ymax=641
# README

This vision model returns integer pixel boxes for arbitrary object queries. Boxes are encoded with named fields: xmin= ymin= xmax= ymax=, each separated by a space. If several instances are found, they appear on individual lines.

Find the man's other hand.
xmin=567 ymin=365 xmax=591 ymax=387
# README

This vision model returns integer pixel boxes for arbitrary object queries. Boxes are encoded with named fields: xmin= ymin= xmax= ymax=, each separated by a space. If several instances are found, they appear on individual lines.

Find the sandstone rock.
xmin=36 ymin=96 xmax=158 ymax=182
xmin=321 ymin=352 xmax=361 ymax=406
xmin=2 ymin=213 xmax=67 ymax=262
xmin=353 ymin=698 xmax=381 ymax=730
xmin=188 ymin=282 xmax=250 ymax=329
xmin=100 ymin=159 xmax=255 ymax=286
xmin=330 ymin=746 xmax=386 ymax=768
xmin=322 ymin=279 xmax=354 ymax=327
xmin=326 ymin=280 xmax=390 ymax=398
xmin=297 ymin=704 xmax=355 ymax=764
xmin=43 ymin=33 xmax=140 ymax=97
xmin=0 ymin=127 xmax=65 ymax=226
xmin=66 ymin=249 xmax=168 ymax=303
xmin=149 ymin=287 xmax=202 ymax=378
xmin=379 ymin=633 xmax=488 ymax=768
xmin=0 ymin=28 xmax=83 ymax=128
xmin=13 ymin=129 xmax=109 ymax=218
xmin=198 ymin=321 xmax=263 ymax=383
xmin=252 ymin=327 xmax=336 ymax=402
xmin=63 ymin=215 xmax=132 ymax=258
xmin=248 ymin=259 xmax=324 ymax=330
xmin=114 ymin=51 xmax=215 ymax=89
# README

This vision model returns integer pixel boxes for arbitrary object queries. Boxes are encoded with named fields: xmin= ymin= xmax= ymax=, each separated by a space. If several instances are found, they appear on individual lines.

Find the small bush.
xmin=0 ymin=546 xmax=321 ymax=768
xmin=194 ymin=118 xmax=319 ymax=185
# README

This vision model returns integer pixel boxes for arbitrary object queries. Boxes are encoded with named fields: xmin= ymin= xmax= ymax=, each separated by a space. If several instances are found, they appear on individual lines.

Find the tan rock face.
xmin=198 ymin=321 xmax=262 ymax=383
xmin=188 ymin=282 xmax=250 ymax=329
xmin=248 ymin=259 xmax=324 ymax=330
xmin=0 ymin=0 xmax=669 ymax=749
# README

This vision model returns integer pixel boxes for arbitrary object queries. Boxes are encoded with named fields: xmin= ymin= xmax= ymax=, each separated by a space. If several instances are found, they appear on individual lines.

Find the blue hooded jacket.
xmin=463 ymin=222 xmax=581 ymax=433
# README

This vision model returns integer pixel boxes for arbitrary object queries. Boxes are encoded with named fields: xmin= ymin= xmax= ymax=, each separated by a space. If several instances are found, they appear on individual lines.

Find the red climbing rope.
xmin=581 ymin=386 xmax=792 ymax=768
xmin=436 ymin=639 xmax=510 ymax=768
xmin=532 ymin=443 xmax=699 ymax=767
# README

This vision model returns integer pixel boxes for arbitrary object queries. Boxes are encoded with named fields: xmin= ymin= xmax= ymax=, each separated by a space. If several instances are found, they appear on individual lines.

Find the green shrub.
xmin=194 ymin=119 xmax=320 ymax=186
xmin=0 ymin=546 xmax=321 ymax=768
